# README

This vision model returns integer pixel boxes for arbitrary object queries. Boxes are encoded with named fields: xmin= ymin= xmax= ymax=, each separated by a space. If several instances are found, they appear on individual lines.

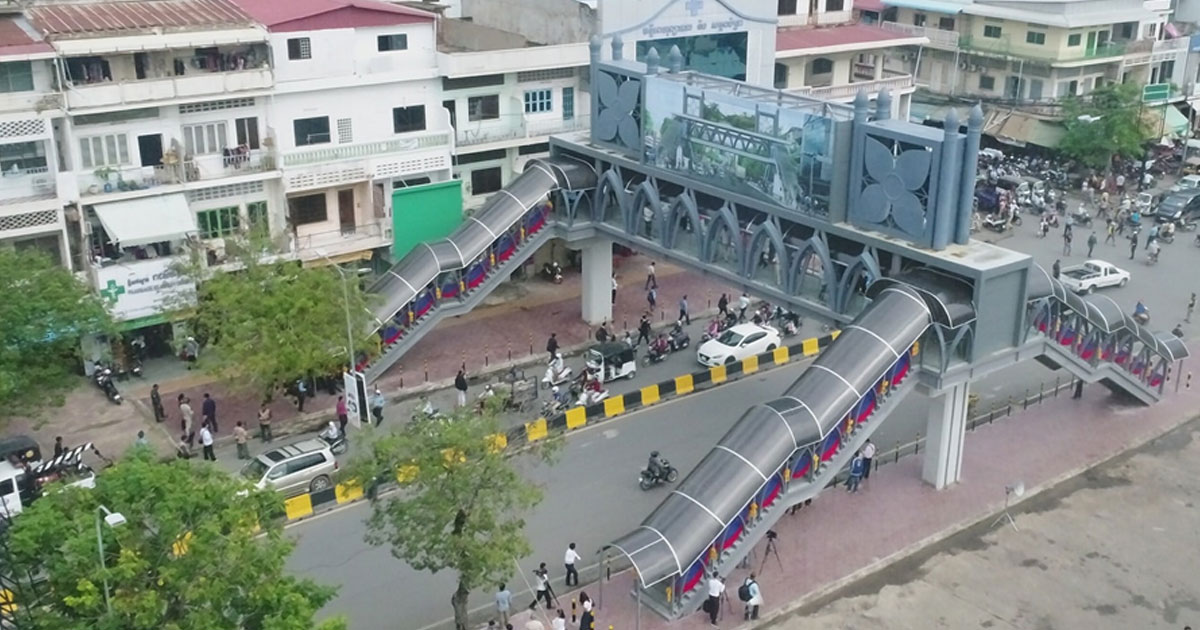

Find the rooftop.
xmin=230 ymin=0 xmax=433 ymax=31
xmin=29 ymin=0 xmax=254 ymax=37
xmin=776 ymin=23 xmax=927 ymax=56
xmin=438 ymin=17 xmax=539 ymax=53
xmin=0 ymin=16 xmax=54 ymax=58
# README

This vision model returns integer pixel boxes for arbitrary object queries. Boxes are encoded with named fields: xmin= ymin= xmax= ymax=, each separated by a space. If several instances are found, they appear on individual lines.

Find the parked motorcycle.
xmin=541 ymin=261 xmax=563 ymax=284
xmin=638 ymin=459 xmax=679 ymax=490
xmin=93 ymin=362 xmax=122 ymax=404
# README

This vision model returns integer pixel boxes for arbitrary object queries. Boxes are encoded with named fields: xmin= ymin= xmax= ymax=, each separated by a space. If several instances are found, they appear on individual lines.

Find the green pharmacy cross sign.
xmin=100 ymin=279 xmax=126 ymax=304
xmin=1142 ymin=83 xmax=1171 ymax=103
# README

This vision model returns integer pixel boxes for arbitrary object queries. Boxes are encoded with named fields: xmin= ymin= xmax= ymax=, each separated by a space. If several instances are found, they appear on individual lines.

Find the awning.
xmin=93 ymin=193 xmax=196 ymax=247
xmin=53 ymin=28 xmax=266 ymax=56
xmin=302 ymin=250 xmax=374 ymax=268
xmin=1165 ymin=105 xmax=1189 ymax=138
xmin=982 ymin=110 xmax=1064 ymax=149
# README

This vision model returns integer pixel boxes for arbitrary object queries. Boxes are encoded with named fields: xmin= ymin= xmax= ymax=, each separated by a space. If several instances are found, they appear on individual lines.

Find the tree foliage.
xmin=181 ymin=237 xmax=375 ymax=396
xmin=1060 ymin=82 xmax=1154 ymax=169
xmin=0 ymin=248 xmax=111 ymax=421
xmin=3 ymin=451 xmax=344 ymax=630
xmin=344 ymin=402 xmax=557 ymax=630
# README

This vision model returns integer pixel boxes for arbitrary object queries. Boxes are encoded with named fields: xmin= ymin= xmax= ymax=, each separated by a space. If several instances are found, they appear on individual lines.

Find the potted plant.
xmin=94 ymin=166 xmax=116 ymax=193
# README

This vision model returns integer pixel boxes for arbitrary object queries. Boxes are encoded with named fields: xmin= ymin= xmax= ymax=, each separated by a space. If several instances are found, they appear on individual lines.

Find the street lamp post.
xmin=94 ymin=505 xmax=126 ymax=614
xmin=314 ymin=249 xmax=356 ymax=368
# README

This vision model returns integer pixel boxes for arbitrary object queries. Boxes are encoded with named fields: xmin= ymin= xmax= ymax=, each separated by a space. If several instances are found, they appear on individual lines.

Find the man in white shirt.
xmin=527 ymin=562 xmax=554 ymax=611
xmin=861 ymin=439 xmax=877 ymax=480
xmin=705 ymin=571 xmax=724 ymax=626
xmin=645 ymin=260 xmax=657 ymax=289
xmin=563 ymin=542 xmax=581 ymax=586
xmin=199 ymin=425 xmax=215 ymax=461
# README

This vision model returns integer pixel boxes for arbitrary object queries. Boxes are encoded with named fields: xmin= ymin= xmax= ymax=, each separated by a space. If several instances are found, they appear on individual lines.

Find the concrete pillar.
xmin=873 ymin=55 xmax=884 ymax=80
xmin=931 ymin=108 xmax=959 ymax=250
xmin=580 ymin=237 xmax=613 ymax=325
xmin=922 ymin=382 xmax=970 ymax=489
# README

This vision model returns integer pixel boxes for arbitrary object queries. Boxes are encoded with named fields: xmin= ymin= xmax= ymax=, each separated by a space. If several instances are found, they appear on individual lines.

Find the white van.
xmin=0 ymin=459 xmax=96 ymax=519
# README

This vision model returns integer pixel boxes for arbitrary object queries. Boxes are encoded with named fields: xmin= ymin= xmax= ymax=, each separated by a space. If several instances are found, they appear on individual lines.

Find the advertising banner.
xmin=94 ymin=257 xmax=196 ymax=322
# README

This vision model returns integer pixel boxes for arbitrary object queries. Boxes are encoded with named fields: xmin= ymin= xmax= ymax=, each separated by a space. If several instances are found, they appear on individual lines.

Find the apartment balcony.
xmin=76 ymin=149 xmax=278 ymax=198
xmin=791 ymin=72 xmax=915 ymax=102
xmin=438 ymin=43 xmax=590 ymax=78
xmin=880 ymin=22 xmax=959 ymax=50
xmin=456 ymin=115 xmax=591 ymax=148
xmin=0 ymin=92 xmax=61 ymax=116
xmin=960 ymin=35 xmax=1124 ymax=64
xmin=293 ymin=221 xmax=390 ymax=260
xmin=64 ymin=68 xmax=273 ymax=111
xmin=282 ymin=130 xmax=452 ymax=169
xmin=0 ymin=166 xmax=55 ymax=202
xmin=0 ymin=196 xmax=61 ymax=240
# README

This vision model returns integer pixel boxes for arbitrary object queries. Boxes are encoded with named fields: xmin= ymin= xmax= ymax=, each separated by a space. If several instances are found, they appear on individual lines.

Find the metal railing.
xmin=880 ymin=21 xmax=959 ymax=48
xmin=294 ymin=222 xmax=385 ymax=253
xmin=456 ymin=115 xmax=591 ymax=147
xmin=282 ymin=131 xmax=451 ymax=167
xmin=960 ymin=34 xmax=1125 ymax=62
xmin=0 ymin=165 xmax=54 ymax=199
xmin=797 ymin=74 xmax=916 ymax=101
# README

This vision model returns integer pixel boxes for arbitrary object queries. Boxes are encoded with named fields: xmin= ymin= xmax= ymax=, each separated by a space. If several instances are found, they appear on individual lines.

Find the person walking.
xmin=1052 ymin=259 xmax=1061 ymax=280
xmin=611 ymin=274 xmax=618 ymax=304
xmin=846 ymin=450 xmax=865 ymax=493
xmin=737 ymin=293 xmax=750 ymax=322
xmin=527 ymin=563 xmax=553 ymax=610
xmin=704 ymin=571 xmax=724 ymax=626
xmin=1105 ymin=219 xmax=1117 ymax=245
xmin=579 ymin=592 xmax=594 ymax=630
xmin=455 ymin=368 xmax=469 ymax=407
xmin=647 ymin=286 xmax=657 ymax=310
xmin=1087 ymin=232 xmax=1098 ymax=257
xmin=741 ymin=574 xmax=762 ymax=621
xmin=233 ymin=421 xmax=250 ymax=459
xmin=546 ymin=333 xmax=559 ymax=361
xmin=179 ymin=395 xmax=195 ymax=447
xmin=201 ymin=392 xmax=218 ymax=433
xmin=495 ymin=583 xmax=512 ymax=628
xmin=150 ymin=383 xmax=165 ymax=423
xmin=595 ymin=323 xmax=610 ymax=343
xmin=564 ymin=542 xmax=581 ymax=587
xmin=1129 ymin=232 xmax=1139 ymax=260
xmin=295 ymin=378 xmax=310 ymax=412
xmin=1062 ymin=229 xmax=1073 ymax=256
xmin=53 ymin=436 xmax=64 ymax=458
xmin=258 ymin=403 xmax=273 ymax=442
xmin=718 ymin=293 xmax=729 ymax=318
xmin=1188 ymin=293 xmax=1196 ymax=323
xmin=679 ymin=294 xmax=691 ymax=325
xmin=371 ymin=387 xmax=385 ymax=425
xmin=199 ymin=424 xmax=215 ymax=461
xmin=135 ymin=430 xmax=148 ymax=447
xmin=336 ymin=395 xmax=348 ymax=433
xmin=645 ymin=260 xmax=657 ymax=289
xmin=636 ymin=314 xmax=652 ymax=347
xmin=861 ymin=439 xmax=877 ymax=480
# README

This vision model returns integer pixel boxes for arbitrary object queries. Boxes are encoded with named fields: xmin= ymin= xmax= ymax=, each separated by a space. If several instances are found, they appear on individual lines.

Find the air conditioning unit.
xmin=958 ymin=60 xmax=969 ymax=70
xmin=968 ymin=64 xmax=980 ymax=72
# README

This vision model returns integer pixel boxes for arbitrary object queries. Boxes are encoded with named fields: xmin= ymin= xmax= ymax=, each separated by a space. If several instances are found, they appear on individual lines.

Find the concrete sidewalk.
xmin=505 ymin=380 xmax=1200 ymax=630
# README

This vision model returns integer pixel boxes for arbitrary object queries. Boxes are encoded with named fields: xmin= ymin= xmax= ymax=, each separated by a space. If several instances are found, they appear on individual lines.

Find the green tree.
xmin=0 ymin=248 xmax=111 ymax=421
xmin=180 ymin=236 xmax=375 ymax=397
xmin=3 ymin=451 xmax=344 ymax=630
xmin=344 ymin=402 xmax=557 ymax=630
xmin=1060 ymin=83 xmax=1153 ymax=170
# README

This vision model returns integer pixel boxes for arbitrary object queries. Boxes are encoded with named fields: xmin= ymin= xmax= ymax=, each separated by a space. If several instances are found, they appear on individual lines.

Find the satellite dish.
xmin=1007 ymin=482 xmax=1025 ymax=498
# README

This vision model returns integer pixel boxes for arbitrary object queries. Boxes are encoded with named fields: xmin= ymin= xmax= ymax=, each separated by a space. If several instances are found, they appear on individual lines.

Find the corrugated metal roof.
xmin=29 ymin=0 xmax=254 ymax=37
xmin=0 ymin=16 xmax=54 ymax=57
xmin=230 ymin=0 xmax=433 ymax=30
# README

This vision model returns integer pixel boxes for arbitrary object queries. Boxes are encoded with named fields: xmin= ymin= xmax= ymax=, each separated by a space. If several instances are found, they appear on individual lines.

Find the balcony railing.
xmin=77 ymin=148 xmax=278 ymax=197
xmin=880 ymin=22 xmax=959 ymax=49
xmin=282 ymin=130 xmax=451 ymax=167
xmin=960 ymin=34 xmax=1125 ymax=62
xmin=790 ymin=73 xmax=915 ymax=101
xmin=64 ymin=68 xmax=273 ymax=110
xmin=0 ymin=165 xmax=55 ymax=201
xmin=457 ymin=115 xmax=591 ymax=147
xmin=294 ymin=221 xmax=387 ymax=254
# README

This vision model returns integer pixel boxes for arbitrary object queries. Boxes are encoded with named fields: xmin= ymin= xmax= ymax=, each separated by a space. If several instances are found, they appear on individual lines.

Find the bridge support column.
xmin=921 ymin=382 xmax=970 ymax=490
xmin=580 ymin=237 xmax=613 ymax=325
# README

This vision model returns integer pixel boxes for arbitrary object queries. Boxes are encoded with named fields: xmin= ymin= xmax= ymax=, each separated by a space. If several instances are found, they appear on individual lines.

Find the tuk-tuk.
xmin=0 ymin=435 xmax=42 ymax=466
xmin=585 ymin=342 xmax=638 ymax=383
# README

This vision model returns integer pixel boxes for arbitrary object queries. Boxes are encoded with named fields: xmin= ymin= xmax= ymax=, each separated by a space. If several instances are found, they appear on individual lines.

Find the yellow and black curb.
xmin=281 ymin=331 xmax=839 ymax=522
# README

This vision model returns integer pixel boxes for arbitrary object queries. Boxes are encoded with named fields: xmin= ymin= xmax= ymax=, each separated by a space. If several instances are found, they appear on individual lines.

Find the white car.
xmin=1058 ymin=260 xmax=1130 ymax=294
xmin=1171 ymin=174 xmax=1200 ymax=193
xmin=697 ymin=323 xmax=782 ymax=367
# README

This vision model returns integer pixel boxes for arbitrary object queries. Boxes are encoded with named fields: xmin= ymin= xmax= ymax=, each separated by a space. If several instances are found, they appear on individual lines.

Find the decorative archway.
xmin=629 ymin=180 xmax=666 ymax=243
xmin=788 ymin=237 xmax=835 ymax=306
xmin=666 ymin=193 xmax=703 ymax=259
xmin=593 ymin=168 xmax=626 ymax=225
xmin=703 ymin=204 xmax=744 ymax=275
xmin=745 ymin=221 xmax=790 ymax=290
xmin=835 ymin=251 xmax=882 ymax=315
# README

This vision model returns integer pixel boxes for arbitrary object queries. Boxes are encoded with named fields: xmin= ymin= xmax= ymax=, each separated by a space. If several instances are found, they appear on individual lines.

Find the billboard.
xmin=94 ymin=257 xmax=196 ymax=322
xmin=635 ymin=31 xmax=749 ymax=80
xmin=641 ymin=75 xmax=835 ymax=213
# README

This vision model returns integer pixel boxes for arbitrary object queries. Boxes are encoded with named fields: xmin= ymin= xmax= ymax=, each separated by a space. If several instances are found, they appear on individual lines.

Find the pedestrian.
xmin=1087 ymin=232 xmax=1097 ymax=257
xmin=1105 ymin=219 xmax=1116 ymax=245
xmin=295 ymin=378 xmax=309 ymax=412
xmin=740 ymin=574 xmax=762 ymax=621
xmin=371 ymin=387 xmax=385 ymax=425
xmin=1062 ymin=230 xmax=1072 ymax=256
xmin=1129 ymin=232 xmax=1138 ymax=260
xmin=718 ymin=293 xmax=729 ymax=318
xmin=201 ymin=392 xmax=217 ymax=433
xmin=1072 ymin=378 xmax=1084 ymax=399
xmin=738 ymin=292 xmax=750 ymax=322
xmin=176 ymin=433 xmax=192 ymax=459
xmin=150 ymin=383 xmax=165 ymax=423
xmin=258 ymin=403 xmax=273 ymax=442
xmin=546 ymin=333 xmax=559 ymax=361
xmin=1052 ymin=259 xmax=1061 ymax=280
xmin=495 ymin=583 xmax=512 ymax=627
xmin=704 ymin=571 xmax=724 ymax=626
xmin=611 ymin=273 xmax=618 ymax=304
xmin=637 ymin=314 xmax=652 ymax=347
xmin=679 ymin=294 xmax=690 ymax=325
xmin=135 ymin=430 xmax=148 ymax=447
xmin=528 ymin=563 xmax=553 ymax=610
xmin=53 ymin=436 xmax=64 ymax=458
xmin=552 ymin=609 xmax=567 ymax=630
xmin=647 ymin=286 xmax=657 ymax=310
xmin=579 ymin=592 xmax=594 ymax=630
xmin=179 ymin=395 xmax=195 ymax=447
xmin=333 ymin=395 xmax=348 ymax=433
xmin=645 ymin=260 xmax=657 ymax=289
xmin=595 ymin=323 xmax=610 ymax=343
xmin=861 ymin=439 xmax=876 ymax=480
xmin=564 ymin=542 xmax=581 ymax=586
xmin=846 ymin=450 xmax=865 ymax=493
xmin=1188 ymin=293 xmax=1196 ymax=323
xmin=199 ymin=424 xmax=215 ymax=461
xmin=233 ymin=421 xmax=250 ymax=459
xmin=454 ymin=369 xmax=468 ymax=407
xmin=643 ymin=205 xmax=654 ymax=238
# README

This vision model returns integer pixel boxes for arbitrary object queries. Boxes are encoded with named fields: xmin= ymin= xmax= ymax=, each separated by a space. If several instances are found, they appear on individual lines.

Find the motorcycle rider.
xmin=319 ymin=419 xmax=341 ymax=442
xmin=545 ymin=352 xmax=568 ymax=382
xmin=647 ymin=450 xmax=667 ymax=481
xmin=649 ymin=334 xmax=670 ymax=359
xmin=1134 ymin=299 xmax=1150 ymax=324
xmin=1148 ymin=238 xmax=1161 ymax=263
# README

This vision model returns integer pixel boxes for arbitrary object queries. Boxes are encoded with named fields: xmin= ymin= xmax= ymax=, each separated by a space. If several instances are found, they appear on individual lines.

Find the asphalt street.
xmin=285 ymin=179 xmax=1200 ymax=630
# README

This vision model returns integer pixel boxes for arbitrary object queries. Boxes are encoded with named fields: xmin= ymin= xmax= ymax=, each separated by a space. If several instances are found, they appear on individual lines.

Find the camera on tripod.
xmin=765 ymin=529 xmax=778 ymax=541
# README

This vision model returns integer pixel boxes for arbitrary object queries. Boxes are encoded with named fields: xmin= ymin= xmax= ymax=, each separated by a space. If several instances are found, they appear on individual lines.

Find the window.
xmin=523 ymin=89 xmax=553 ymax=114
xmin=235 ymin=117 xmax=260 ymax=149
xmin=337 ymin=118 xmax=353 ymax=143
xmin=287 ymin=38 xmax=311 ymax=60
xmin=392 ymin=105 xmax=427 ymax=133
xmin=0 ymin=141 xmax=47 ymax=171
xmin=182 ymin=121 xmax=227 ymax=155
xmin=293 ymin=116 xmax=330 ymax=146
xmin=443 ymin=99 xmax=457 ymax=128
xmin=196 ymin=206 xmax=240 ymax=239
xmin=468 ymin=95 xmax=500 ymax=121
xmin=1028 ymin=78 xmax=1044 ymax=100
xmin=1067 ymin=33 xmax=1082 ymax=46
xmin=377 ymin=34 xmax=408 ymax=51
xmin=562 ymin=87 xmax=575 ymax=120
xmin=938 ymin=17 xmax=955 ymax=31
xmin=78 ymin=133 xmax=129 ymax=168
xmin=983 ymin=25 xmax=1002 ymax=39
xmin=442 ymin=75 xmax=505 ymax=91
xmin=778 ymin=0 xmax=798 ymax=15
xmin=455 ymin=148 xmax=507 ymax=165
xmin=811 ymin=58 xmax=833 ymax=74
xmin=289 ymin=193 xmax=327 ymax=225
xmin=979 ymin=75 xmax=995 ymax=91
xmin=0 ymin=61 xmax=33 ymax=93
xmin=825 ymin=0 xmax=843 ymax=11
xmin=913 ymin=13 xmax=926 ymax=27
xmin=1026 ymin=31 xmax=1046 ymax=45
xmin=247 ymin=201 xmax=269 ymax=232
xmin=470 ymin=167 xmax=503 ymax=195
xmin=518 ymin=142 xmax=550 ymax=155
